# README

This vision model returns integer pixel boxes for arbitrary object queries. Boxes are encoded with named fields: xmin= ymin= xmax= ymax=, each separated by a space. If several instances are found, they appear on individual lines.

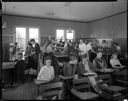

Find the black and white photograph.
xmin=1 ymin=0 xmax=127 ymax=100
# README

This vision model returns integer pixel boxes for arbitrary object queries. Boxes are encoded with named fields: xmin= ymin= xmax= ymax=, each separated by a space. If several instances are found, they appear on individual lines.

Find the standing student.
xmin=86 ymin=41 xmax=96 ymax=62
xmin=30 ymin=39 xmax=41 ymax=70
xmin=78 ymin=39 xmax=87 ymax=56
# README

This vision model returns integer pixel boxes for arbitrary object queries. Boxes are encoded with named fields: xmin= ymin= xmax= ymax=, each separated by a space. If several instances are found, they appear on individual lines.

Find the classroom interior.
xmin=1 ymin=1 xmax=128 ymax=100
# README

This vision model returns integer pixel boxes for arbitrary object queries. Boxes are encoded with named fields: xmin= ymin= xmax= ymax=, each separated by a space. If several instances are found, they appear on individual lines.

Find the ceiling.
xmin=2 ymin=0 xmax=127 ymax=22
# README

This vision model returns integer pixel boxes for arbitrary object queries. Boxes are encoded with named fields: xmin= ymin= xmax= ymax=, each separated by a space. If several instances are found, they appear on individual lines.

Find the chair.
xmin=97 ymin=74 xmax=126 ymax=92
xmin=71 ymin=78 xmax=99 ymax=100
xmin=39 ymin=81 xmax=64 ymax=100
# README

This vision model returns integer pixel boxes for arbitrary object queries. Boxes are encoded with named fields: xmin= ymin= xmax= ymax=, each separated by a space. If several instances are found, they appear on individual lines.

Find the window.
xmin=56 ymin=30 xmax=64 ymax=41
xmin=15 ymin=27 xmax=39 ymax=50
xmin=66 ymin=30 xmax=74 ymax=41
xmin=16 ymin=27 xmax=26 ymax=50
xmin=29 ymin=28 xmax=39 ymax=43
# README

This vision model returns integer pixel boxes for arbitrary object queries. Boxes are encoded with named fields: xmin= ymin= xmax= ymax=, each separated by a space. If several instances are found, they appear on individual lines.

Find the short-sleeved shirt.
xmin=79 ymin=43 xmax=87 ymax=55
xmin=37 ymin=65 xmax=54 ymax=81
xmin=110 ymin=59 xmax=121 ymax=67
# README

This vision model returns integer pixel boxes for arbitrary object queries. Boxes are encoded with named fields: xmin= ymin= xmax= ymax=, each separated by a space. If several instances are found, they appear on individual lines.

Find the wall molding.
xmin=2 ymin=10 xmax=127 ymax=23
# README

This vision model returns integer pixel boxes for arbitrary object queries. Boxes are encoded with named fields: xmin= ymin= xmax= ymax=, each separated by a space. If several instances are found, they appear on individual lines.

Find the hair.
xmin=44 ymin=56 xmax=52 ymax=63
xmin=113 ymin=43 xmax=118 ymax=46
xmin=15 ymin=42 xmax=18 ymax=45
xmin=27 ymin=42 xmax=32 ymax=47
xmin=111 ymin=52 xmax=118 ymax=59
xmin=96 ymin=49 xmax=103 ymax=54
xmin=69 ymin=54 xmax=77 ymax=61
xmin=30 ymin=39 xmax=35 ymax=42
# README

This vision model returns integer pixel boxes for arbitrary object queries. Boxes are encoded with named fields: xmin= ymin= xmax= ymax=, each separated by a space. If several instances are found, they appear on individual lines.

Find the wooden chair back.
xmin=97 ymin=74 xmax=111 ymax=85
xmin=72 ymin=78 xmax=91 ymax=92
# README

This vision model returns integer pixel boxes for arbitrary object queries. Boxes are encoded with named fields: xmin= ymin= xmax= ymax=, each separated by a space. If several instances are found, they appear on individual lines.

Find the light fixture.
xmin=2 ymin=2 xmax=7 ymax=29
xmin=13 ymin=6 xmax=16 ymax=34
xmin=67 ymin=3 xmax=72 ymax=33
xmin=111 ymin=3 xmax=114 ymax=37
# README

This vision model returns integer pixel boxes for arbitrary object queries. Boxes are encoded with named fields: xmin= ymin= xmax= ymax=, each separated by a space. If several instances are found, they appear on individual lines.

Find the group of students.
xmin=35 ymin=49 xmax=127 ymax=93
xmin=22 ymin=37 xmax=127 ymax=100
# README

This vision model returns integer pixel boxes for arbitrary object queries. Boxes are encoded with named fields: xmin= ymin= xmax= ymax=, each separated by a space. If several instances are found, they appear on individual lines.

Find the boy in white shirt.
xmin=35 ymin=57 xmax=55 ymax=84
xmin=78 ymin=39 xmax=87 ymax=55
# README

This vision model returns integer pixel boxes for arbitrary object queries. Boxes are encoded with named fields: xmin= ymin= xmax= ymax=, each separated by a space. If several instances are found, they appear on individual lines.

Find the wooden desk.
xmin=59 ymin=75 xmax=74 ymax=99
xmin=96 ymin=69 xmax=114 ymax=75
xmin=2 ymin=62 xmax=17 ymax=69
xmin=54 ymin=55 xmax=68 ymax=58
xmin=2 ymin=62 xmax=17 ymax=88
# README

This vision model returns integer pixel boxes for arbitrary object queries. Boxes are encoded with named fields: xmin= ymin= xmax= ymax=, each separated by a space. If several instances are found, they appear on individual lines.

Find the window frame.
xmin=14 ymin=25 xmax=40 ymax=50
xmin=56 ymin=29 xmax=65 ymax=41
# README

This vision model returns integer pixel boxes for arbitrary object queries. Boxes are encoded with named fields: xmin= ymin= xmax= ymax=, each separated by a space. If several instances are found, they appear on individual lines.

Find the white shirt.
xmin=110 ymin=59 xmax=121 ymax=67
xmin=37 ymin=65 xmax=54 ymax=81
xmin=116 ymin=46 xmax=121 ymax=50
xmin=84 ymin=62 xmax=92 ymax=73
xmin=46 ymin=46 xmax=53 ymax=53
xmin=86 ymin=44 xmax=92 ymax=52
xmin=79 ymin=43 xmax=87 ymax=55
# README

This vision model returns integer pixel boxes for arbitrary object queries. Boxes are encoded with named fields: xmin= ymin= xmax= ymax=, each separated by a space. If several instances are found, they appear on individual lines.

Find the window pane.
xmin=29 ymin=28 xmax=39 ymax=43
xmin=16 ymin=27 xmax=26 ymax=50
xmin=56 ymin=30 xmax=64 ymax=40
xmin=66 ymin=32 xmax=73 ymax=40
xmin=66 ymin=30 xmax=74 ymax=40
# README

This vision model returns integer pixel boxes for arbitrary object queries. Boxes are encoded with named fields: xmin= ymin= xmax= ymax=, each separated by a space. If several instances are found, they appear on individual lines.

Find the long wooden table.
xmin=2 ymin=62 xmax=17 ymax=69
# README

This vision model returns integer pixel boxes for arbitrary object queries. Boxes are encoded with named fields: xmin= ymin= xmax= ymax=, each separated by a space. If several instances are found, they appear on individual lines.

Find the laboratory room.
xmin=1 ymin=1 xmax=127 ymax=100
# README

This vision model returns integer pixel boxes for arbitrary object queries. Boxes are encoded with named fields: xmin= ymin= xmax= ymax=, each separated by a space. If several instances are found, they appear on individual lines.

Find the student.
xmin=78 ymin=39 xmax=87 ymax=56
xmin=30 ymin=39 xmax=41 ymax=70
xmin=112 ymin=43 xmax=121 ymax=53
xmin=24 ymin=42 xmax=35 ymax=74
xmin=76 ymin=54 xmax=101 ymax=94
xmin=86 ymin=41 xmax=96 ymax=62
xmin=93 ymin=51 xmax=108 ymax=72
xmin=35 ymin=57 xmax=55 ymax=84
xmin=63 ymin=54 xmax=78 ymax=76
xmin=110 ymin=52 xmax=126 ymax=69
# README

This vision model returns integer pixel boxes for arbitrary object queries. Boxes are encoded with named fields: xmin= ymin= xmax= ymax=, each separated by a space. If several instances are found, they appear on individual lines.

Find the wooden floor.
xmin=2 ymin=81 xmax=38 ymax=100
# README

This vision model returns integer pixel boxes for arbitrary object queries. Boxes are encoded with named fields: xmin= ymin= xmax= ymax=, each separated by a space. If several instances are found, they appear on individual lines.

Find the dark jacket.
xmin=77 ymin=61 xmax=95 ymax=75
xmin=34 ymin=43 xmax=41 ymax=55
xmin=93 ymin=58 xmax=108 ymax=72
xmin=63 ymin=62 xmax=77 ymax=76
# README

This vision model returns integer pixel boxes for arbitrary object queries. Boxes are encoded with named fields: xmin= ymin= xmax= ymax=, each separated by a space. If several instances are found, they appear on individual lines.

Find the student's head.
xmin=111 ymin=53 xmax=118 ymax=59
xmin=30 ymin=39 xmax=35 ymax=45
xmin=113 ymin=43 xmax=118 ymax=47
xmin=82 ymin=53 xmax=89 ymax=63
xmin=27 ymin=42 xmax=32 ymax=47
xmin=80 ymin=39 xmax=83 ymax=44
xmin=96 ymin=51 xmax=103 ymax=59
xmin=69 ymin=54 xmax=78 ymax=64
xmin=44 ymin=57 xmax=52 ymax=66
xmin=88 ymin=41 xmax=92 ymax=45
xmin=15 ymin=42 xmax=18 ymax=46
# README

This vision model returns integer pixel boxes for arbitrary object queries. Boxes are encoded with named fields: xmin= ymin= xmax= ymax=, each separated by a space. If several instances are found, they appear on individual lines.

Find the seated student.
xmin=35 ymin=57 xmax=55 ymax=84
xmin=110 ymin=52 xmax=126 ymax=69
xmin=55 ymin=59 xmax=66 ymax=76
xmin=93 ymin=50 xmax=108 ymax=72
xmin=76 ymin=53 xmax=101 ymax=94
xmin=63 ymin=54 xmax=78 ymax=76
